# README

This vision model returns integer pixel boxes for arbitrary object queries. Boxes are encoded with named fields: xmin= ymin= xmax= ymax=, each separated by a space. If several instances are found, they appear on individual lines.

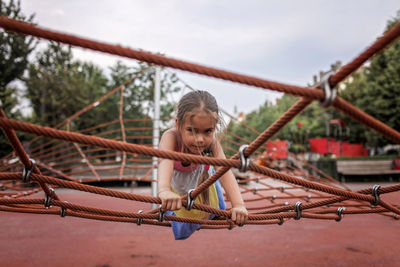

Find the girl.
xmin=158 ymin=90 xmax=248 ymax=240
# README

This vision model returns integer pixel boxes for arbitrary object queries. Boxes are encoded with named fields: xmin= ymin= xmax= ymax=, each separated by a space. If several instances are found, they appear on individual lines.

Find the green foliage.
xmin=226 ymin=13 xmax=400 ymax=154
xmin=103 ymin=61 xmax=180 ymax=145
xmin=224 ymin=94 xmax=339 ymax=155
xmin=24 ymin=45 xmax=181 ymax=143
xmin=337 ymin=69 xmax=369 ymax=144
xmin=339 ymin=12 xmax=400 ymax=148
xmin=108 ymin=61 xmax=179 ymax=121
xmin=25 ymin=43 xmax=108 ymax=128
xmin=0 ymin=0 xmax=36 ymax=156
xmin=0 ymin=0 xmax=36 ymax=90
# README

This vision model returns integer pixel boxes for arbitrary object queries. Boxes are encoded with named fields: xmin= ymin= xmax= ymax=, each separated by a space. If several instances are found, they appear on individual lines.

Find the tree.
xmin=339 ymin=12 xmax=400 ymax=149
xmin=25 ymin=45 xmax=181 ymax=149
xmin=107 ymin=61 xmax=181 ymax=145
xmin=25 ymin=43 xmax=108 ymax=128
xmin=337 ymin=69 xmax=369 ymax=144
xmin=0 ymin=0 xmax=36 ymax=112
xmin=223 ymin=62 xmax=344 ymax=155
xmin=0 ymin=0 xmax=36 ymax=156
xmin=362 ymin=17 xmax=400 ymax=147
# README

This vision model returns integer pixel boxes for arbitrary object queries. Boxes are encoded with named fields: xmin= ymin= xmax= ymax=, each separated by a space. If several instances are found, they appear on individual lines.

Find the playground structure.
xmin=0 ymin=16 xmax=400 ymax=230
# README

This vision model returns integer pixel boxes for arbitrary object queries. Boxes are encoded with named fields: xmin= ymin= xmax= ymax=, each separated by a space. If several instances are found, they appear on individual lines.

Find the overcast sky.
xmin=17 ymin=0 xmax=400 ymax=116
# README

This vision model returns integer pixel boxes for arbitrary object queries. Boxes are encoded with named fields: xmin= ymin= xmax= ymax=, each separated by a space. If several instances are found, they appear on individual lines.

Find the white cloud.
xmin=50 ymin=8 xmax=64 ymax=16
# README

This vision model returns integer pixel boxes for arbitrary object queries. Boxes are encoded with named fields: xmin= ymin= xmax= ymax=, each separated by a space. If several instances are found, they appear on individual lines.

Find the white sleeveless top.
xmin=171 ymin=164 xmax=205 ymax=195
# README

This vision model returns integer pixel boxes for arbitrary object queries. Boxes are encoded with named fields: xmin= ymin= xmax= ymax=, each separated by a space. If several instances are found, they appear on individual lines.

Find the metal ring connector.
xmin=22 ymin=159 xmax=36 ymax=183
xmin=278 ymin=217 xmax=284 ymax=225
xmin=186 ymin=189 xmax=195 ymax=210
xmin=137 ymin=210 xmax=143 ymax=225
xmin=60 ymin=208 xmax=66 ymax=217
xmin=371 ymin=185 xmax=381 ymax=206
xmin=335 ymin=207 xmax=346 ymax=222
xmin=238 ymin=144 xmax=250 ymax=172
xmin=319 ymin=71 xmax=337 ymax=108
xmin=294 ymin=202 xmax=302 ymax=220
xmin=227 ymin=220 xmax=234 ymax=230
xmin=158 ymin=207 xmax=165 ymax=222
xmin=44 ymin=188 xmax=55 ymax=209
xmin=60 ymin=201 xmax=68 ymax=217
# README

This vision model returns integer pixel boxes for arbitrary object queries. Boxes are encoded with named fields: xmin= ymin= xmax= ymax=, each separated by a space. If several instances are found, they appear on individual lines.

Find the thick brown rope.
xmin=0 ymin=117 xmax=240 ymax=168
xmin=330 ymin=22 xmax=400 ymax=86
xmin=265 ymin=184 xmax=400 ymax=215
xmin=0 ymin=109 xmax=59 ymax=200
xmin=0 ymin=198 xmax=354 ymax=223
xmin=333 ymin=97 xmax=400 ymax=144
xmin=0 ymin=16 xmax=324 ymax=100
xmin=3 ymin=171 xmax=399 ymax=219
xmin=191 ymin=97 xmax=312 ymax=198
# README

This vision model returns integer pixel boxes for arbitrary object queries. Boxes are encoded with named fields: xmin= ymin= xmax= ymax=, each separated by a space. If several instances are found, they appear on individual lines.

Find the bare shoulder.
xmin=159 ymin=128 xmax=177 ymax=150
xmin=161 ymin=128 xmax=177 ymax=140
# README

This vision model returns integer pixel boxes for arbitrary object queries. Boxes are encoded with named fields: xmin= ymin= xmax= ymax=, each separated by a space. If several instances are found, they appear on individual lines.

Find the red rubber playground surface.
xmin=1 ymin=183 xmax=399 ymax=267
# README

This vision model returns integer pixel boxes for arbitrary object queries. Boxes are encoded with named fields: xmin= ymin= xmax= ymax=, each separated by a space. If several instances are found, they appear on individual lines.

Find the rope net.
xmin=0 ymin=16 xmax=400 ymax=229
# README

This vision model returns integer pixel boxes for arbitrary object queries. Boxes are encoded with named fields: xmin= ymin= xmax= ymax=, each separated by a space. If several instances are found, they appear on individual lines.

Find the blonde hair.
xmin=176 ymin=90 xmax=223 ymax=205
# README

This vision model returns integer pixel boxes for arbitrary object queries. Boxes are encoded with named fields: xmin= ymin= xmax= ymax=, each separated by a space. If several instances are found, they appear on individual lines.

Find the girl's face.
xmin=178 ymin=111 xmax=216 ymax=155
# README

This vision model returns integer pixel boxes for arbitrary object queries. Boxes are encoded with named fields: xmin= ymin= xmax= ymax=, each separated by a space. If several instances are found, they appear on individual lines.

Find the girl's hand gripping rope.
xmin=159 ymin=190 xmax=182 ymax=211
xmin=231 ymin=205 xmax=248 ymax=226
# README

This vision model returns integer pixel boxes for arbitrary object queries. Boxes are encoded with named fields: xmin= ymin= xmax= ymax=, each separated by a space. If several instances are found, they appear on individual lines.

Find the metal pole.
xmin=152 ymin=66 xmax=161 ymax=209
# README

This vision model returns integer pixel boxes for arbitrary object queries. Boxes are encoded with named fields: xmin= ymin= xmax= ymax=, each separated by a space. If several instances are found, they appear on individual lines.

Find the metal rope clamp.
xmin=137 ymin=210 xmax=144 ymax=226
xmin=60 ymin=201 xmax=68 ymax=217
xmin=227 ymin=220 xmax=234 ymax=230
xmin=238 ymin=144 xmax=250 ymax=172
xmin=294 ymin=202 xmax=302 ymax=220
xmin=22 ymin=159 xmax=36 ymax=183
xmin=186 ymin=189 xmax=195 ymax=211
xmin=335 ymin=207 xmax=346 ymax=222
xmin=371 ymin=185 xmax=381 ymax=206
xmin=158 ymin=207 xmax=165 ymax=222
xmin=44 ymin=187 xmax=55 ymax=209
xmin=319 ymin=71 xmax=337 ymax=108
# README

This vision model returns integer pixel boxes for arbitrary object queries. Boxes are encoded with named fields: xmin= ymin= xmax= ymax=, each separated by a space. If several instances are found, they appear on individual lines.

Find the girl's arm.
xmin=213 ymin=140 xmax=248 ymax=225
xmin=157 ymin=129 xmax=182 ymax=211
